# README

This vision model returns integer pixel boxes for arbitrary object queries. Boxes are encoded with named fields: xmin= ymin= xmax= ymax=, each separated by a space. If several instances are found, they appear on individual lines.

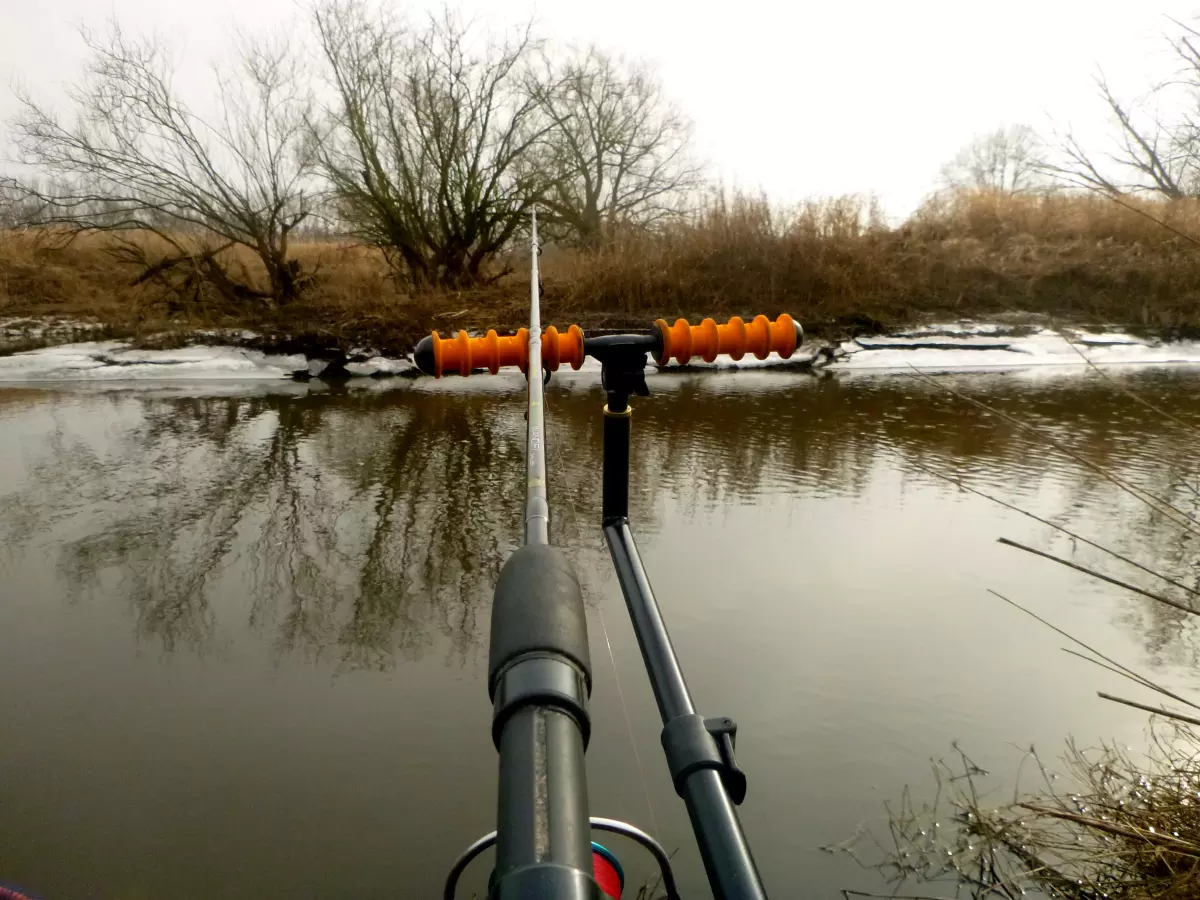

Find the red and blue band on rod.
xmin=434 ymin=209 xmax=798 ymax=899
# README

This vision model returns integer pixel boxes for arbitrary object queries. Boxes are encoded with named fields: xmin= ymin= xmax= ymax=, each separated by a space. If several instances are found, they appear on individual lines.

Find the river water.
xmin=2 ymin=367 xmax=1200 ymax=899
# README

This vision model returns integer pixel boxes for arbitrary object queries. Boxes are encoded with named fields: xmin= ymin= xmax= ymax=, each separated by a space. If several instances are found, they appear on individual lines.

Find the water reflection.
xmin=6 ymin=372 xmax=1200 ymax=899
xmin=4 ymin=370 xmax=1200 ymax=670
xmin=3 ymin=389 xmax=528 ymax=667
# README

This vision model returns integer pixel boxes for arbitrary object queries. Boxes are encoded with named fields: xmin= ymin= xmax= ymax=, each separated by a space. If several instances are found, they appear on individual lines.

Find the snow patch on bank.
xmin=344 ymin=356 xmax=415 ymax=377
xmin=830 ymin=327 xmax=1200 ymax=373
xmin=0 ymin=342 xmax=310 ymax=381
xmin=6 ymin=321 xmax=1200 ymax=384
xmin=891 ymin=321 xmax=1038 ymax=338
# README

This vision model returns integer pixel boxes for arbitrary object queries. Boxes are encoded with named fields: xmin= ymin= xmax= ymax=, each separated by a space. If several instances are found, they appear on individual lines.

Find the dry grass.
xmin=543 ymin=191 xmax=1200 ymax=335
xmin=852 ymin=731 xmax=1200 ymax=900
xmin=832 ymin=362 xmax=1200 ymax=900
xmin=6 ymin=190 xmax=1200 ymax=354
xmin=0 ymin=230 xmax=487 ymax=354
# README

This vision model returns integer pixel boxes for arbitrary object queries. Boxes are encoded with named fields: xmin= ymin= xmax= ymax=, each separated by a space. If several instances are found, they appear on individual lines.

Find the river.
xmin=2 ymin=367 xmax=1199 ymax=899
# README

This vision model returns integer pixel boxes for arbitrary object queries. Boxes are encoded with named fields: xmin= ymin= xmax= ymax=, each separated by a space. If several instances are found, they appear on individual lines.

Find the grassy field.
xmin=5 ymin=191 xmax=1200 ymax=355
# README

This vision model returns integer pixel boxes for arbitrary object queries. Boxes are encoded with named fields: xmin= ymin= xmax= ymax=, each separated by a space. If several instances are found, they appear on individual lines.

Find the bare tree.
xmin=313 ymin=0 xmax=548 ymax=289
xmin=10 ymin=24 xmax=321 ymax=305
xmin=940 ymin=124 xmax=1046 ymax=193
xmin=0 ymin=177 xmax=51 ymax=228
xmin=530 ymin=47 xmax=701 ymax=244
xmin=1052 ymin=21 xmax=1200 ymax=199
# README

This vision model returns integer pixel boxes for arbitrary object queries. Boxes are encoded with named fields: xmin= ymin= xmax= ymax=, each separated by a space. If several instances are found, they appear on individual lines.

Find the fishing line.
xmin=545 ymin=391 xmax=661 ymax=842
xmin=598 ymin=602 xmax=662 ymax=842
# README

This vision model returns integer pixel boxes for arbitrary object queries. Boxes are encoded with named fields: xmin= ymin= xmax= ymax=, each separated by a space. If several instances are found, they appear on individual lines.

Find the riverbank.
xmin=7 ymin=192 xmax=1200 ymax=357
xmin=5 ymin=192 xmax=1200 ymax=360
xmin=5 ymin=319 xmax=1200 ymax=382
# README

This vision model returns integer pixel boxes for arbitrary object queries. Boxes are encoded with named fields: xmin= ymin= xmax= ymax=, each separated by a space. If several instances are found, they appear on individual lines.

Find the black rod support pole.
xmin=602 ymin=407 xmax=631 ymax=522
xmin=681 ymin=766 xmax=767 ymax=900
xmin=604 ymin=522 xmax=768 ymax=900
xmin=602 ymin=521 xmax=693 ymax=721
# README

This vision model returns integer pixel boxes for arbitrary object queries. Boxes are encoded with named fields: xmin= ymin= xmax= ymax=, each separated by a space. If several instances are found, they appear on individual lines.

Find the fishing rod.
xmin=425 ymin=210 xmax=802 ymax=900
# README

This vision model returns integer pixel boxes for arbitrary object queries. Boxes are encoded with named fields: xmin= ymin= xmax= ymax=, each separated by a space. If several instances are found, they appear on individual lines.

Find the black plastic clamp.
xmin=585 ymin=334 xmax=654 ymax=411
xmin=601 ymin=354 xmax=649 ymax=403
xmin=660 ymin=714 xmax=747 ymax=805
xmin=492 ymin=654 xmax=591 ymax=749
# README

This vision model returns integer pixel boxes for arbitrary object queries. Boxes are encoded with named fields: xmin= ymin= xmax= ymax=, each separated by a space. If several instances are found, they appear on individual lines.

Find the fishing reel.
xmin=443 ymin=818 xmax=680 ymax=900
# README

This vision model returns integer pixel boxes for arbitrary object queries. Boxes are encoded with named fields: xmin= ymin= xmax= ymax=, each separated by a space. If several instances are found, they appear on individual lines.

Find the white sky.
xmin=1 ymin=0 xmax=1196 ymax=218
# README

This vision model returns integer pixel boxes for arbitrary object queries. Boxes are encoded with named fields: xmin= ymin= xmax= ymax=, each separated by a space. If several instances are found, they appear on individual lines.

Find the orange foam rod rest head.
xmin=652 ymin=314 xmax=802 ymax=366
xmin=413 ymin=325 xmax=586 ymax=377
xmin=542 ymin=324 xmax=586 ymax=372
xmin=411 ymin=329 xmax=528 ymax=377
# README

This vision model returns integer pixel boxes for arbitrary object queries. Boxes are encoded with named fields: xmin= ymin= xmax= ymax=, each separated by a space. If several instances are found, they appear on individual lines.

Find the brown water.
xmin=2 ymin=368 xmax=1200 ymax=899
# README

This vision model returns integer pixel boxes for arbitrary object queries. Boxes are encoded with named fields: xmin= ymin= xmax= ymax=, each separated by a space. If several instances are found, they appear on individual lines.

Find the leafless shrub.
xmin=11 ymin=24 xmax=321 ymax=306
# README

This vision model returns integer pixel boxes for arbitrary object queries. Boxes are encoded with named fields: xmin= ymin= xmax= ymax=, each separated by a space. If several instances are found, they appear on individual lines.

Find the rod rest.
xmin=661 ymin=714 xmax=747 ymax=805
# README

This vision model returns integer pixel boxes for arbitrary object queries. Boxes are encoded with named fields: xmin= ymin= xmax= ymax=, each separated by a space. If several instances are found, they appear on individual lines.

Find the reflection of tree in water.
xmin=621 ymin=371 xmax=1200 ymax=515
xmin=35 ymin=395 xmax=350 ymax=654
xmin=616 ymin=371 xmax=1200 ymax=661
xmin=212 ymin=392 xmax=530 ymax=669
xmin=311 ymin=395 xmax=527 ymax=670
xmin=2 ymin=389 xmax=533 ymax=668
xmin=4 ymin=370 xmax=1200 ymax=667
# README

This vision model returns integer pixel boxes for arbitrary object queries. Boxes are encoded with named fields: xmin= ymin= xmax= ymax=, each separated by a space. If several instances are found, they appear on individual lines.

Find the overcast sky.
xmin=1 ymin=0 xmax=1196 ymax=218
